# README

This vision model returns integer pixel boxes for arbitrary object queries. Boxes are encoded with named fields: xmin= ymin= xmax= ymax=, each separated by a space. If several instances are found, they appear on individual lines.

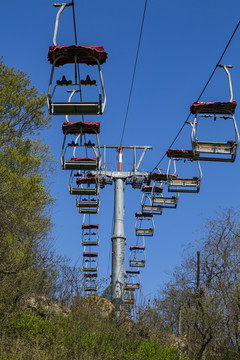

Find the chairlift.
xmin=190 ymin=65 xmax=239 ymax=162
xmin=76 ymin=193 xmax=100 ymax=214
xmin=75 ymin=176 xmax=100 ymax=213
xmin=135 ymin=212 xmax=154 ymax=236
xmin=123 ymin=288 xmax=135 ymax=305
xmin=61 ymin=121 xmax=101 ymax=171
xmin=166 ymin=149 xmax=202 ymax=193
xmin=69 ymin=176 xmax=99 ymax=196
xmin=82 ymin=252 xmax=98 ymax=272
xmin=47 ymin=46 xmax=107 ymax=115
xmin=48 ymin=4 xmax=107 ymax=115
xmin=150 ymin=173 xmax=179 ymax=209
xmin=141 ymin=186 xmax=163 ymax=215
xmin=129 ymin=246 xmax=146 ymax=267
xmin=125 ymin=270 xmax=140 ymax=290
xmin=83 ymin=273 xmax=98 ymax=293
xmin=81 ymin=224 xmax=99 ymax=246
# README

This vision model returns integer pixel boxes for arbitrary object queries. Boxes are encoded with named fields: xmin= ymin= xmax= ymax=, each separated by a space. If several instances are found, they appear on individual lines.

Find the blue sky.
xmin=1 ymin=0 xmax=240 ymax=303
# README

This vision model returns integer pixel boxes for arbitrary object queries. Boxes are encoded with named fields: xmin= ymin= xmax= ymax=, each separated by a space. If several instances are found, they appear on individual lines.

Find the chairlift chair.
xmin=135 ymin=212 xmax=154 ymax=236
xmin=190 ymin=65 xmax=239 ymax=162
xmin=166 ymin=149 xmax=202 ymax=193
xmin=83 ymin=273 xmax=98 ymax=293
xmin=123 ymin=288 xmax=135 ymax=305
xmin=81 ymin=224 xmax=99 ymax=246
xmin=76 ymin=193 xmax=100 ymax=214
xmin=129 ymin=246 xmax=146 ymax=267
xmin=48 ymin=4 xmax=107 ymax=115
xmin=82 ymin=252 xmax=98 ymax=272
xmin=150 ymin=173 xmax=179 ymax=209
xmin=125 ymin=270 xmax=140 ymax=290
xmin=69 ymin=175 xmax=99 ymax=195
xmin=61 ymin=121 xmax=101 ymax=171
xmin=141 ymin=186 xmax=163 ymax=215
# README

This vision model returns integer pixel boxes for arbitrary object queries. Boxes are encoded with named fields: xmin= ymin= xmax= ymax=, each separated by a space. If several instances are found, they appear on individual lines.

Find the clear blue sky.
xmin=1 ymin=0 xmax=240 ymax=303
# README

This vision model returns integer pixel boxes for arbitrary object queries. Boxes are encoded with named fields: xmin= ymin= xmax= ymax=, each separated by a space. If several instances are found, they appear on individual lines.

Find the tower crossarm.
xmin=92 ymin=145 xmax=152 ymax=171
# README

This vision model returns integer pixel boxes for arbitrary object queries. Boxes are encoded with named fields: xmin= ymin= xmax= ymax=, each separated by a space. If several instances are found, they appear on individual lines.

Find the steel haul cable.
xmin=119 ymin=0 xmax=148 ymax=147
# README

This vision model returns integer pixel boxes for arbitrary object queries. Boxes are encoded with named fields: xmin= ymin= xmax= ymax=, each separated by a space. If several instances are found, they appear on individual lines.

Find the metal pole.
xmin=111 ymin=178 xmax=126 ymax=312
xmin=111 ymin=149 xmax=126 ymax=313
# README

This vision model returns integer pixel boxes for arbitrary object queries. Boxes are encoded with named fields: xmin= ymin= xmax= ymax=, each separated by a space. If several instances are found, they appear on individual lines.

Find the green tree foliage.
xmin=0 ymin=59 xmax=55 ymax=314
xmin=0 ymin=59 xmax=49 ymax=142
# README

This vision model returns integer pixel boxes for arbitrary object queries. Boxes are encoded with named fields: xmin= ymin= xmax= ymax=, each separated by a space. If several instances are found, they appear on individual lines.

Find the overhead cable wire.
xmin=71 ymin=0 xmax=78 ymax=45
xmin=119 ymin=0 xmax=148 ymax=147
xmin=151 ymin=20 xmax=240 ymax=173
xmin=71 ymin=0 xmax=84 ymax=120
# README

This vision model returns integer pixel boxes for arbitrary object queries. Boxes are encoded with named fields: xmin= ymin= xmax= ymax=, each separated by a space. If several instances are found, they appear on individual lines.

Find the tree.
xmin=0 ymin=59 xmax=56 ymax=315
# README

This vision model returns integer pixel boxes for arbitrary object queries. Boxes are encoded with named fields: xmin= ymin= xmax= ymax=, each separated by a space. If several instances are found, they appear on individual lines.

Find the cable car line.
xmin=151 ymin=20 xmax=240 ymax=173
xmin=71 ymin=0 xmax=78 ymax=45
xmin=119 ymin=0 xmax=148 ymax=147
